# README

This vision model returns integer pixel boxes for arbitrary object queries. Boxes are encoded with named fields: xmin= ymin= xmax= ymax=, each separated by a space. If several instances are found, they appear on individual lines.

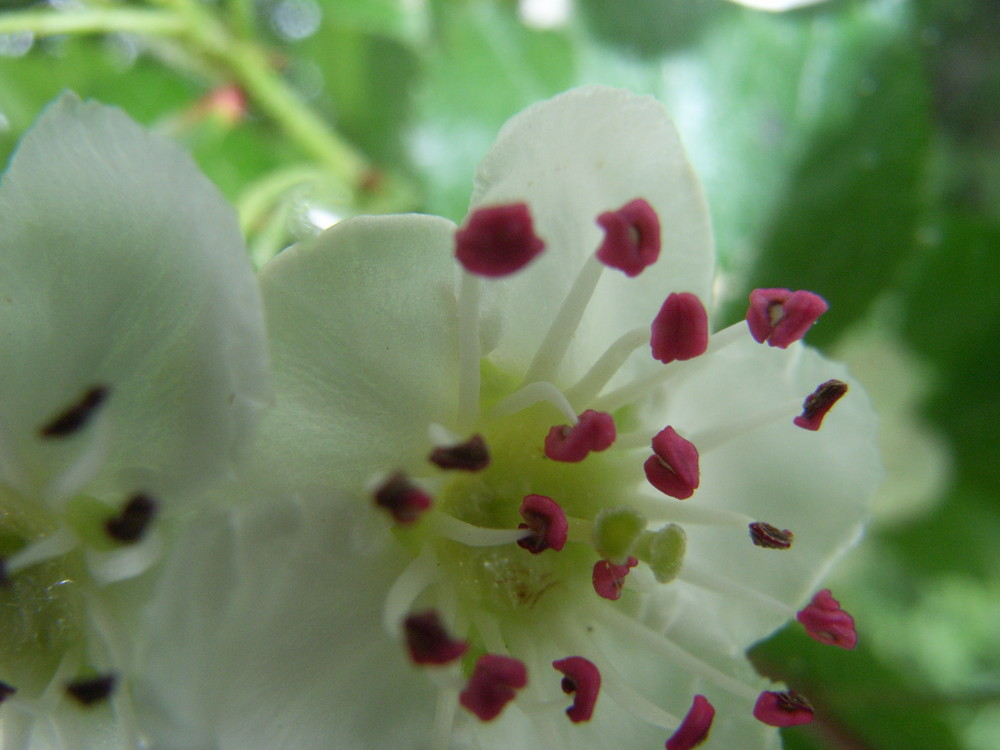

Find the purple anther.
xmin=517 ymin=494 xmax=568 ymax=554
xmin=595 ymin=198 xmax=661 ymax=277
xmin=753 ymin=691 xmax=815 ymax=727
xmin=403 ymin=610 xmax=469 ymax=665
xmin=644 ymin=427 xmax=700 ymax=500
xmin=0 ymin=681 xmax=15 ymax=703
xmin=65 ymin=674 xmax=117 ymax=706
xmin=455 ymin=203 xmax=545 ymax=277
xmin=746 ymin=288 xmax=828 ymax=348
xmin=591 ymin=557 xmax=638 ymax=601
xmin=552 ymin=656 xmax=601 ymax=723
xmin=39 ymin=385 xmax=110 ymax=438
xmin=429 ymin=434 xmax=491 ymax=471
xmin=373 ymin=472 xmax=432 ymax=524
xmin=459 ymin=654 xmax=527 ymax=721
xmin=666 ymin=694 xmax=716 ymax=750
xmin=105 ymin=493 xmax=158 ymax=544
xmin=544 ymin=410 xmax=616 ymax=463
xmin=749 ymin=522 xmax=794 ymax=550
xmin=797 ymin=589 xmax=858 ymax=650
xmin=650 ymin=293 xmax=709 ymax=364
xmin=794 ymin=380 xmax=848 ymax=431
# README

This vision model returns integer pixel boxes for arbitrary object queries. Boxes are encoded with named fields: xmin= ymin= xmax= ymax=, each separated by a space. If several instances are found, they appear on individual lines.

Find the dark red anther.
xmin=797 ymin=589 xmax=858 ymax=650
xmin=459 ymin=654 xmax=527 ymax=721
xmin=0 ymin=681 xmax=15 ymax=703
xmin=794 ymin=379 xmax=848 ymax=431
xmin=105 ymin=493 xmax=158 ymax=544
xmin=666 ymin=694 xmax=715 ymax=750
xmin=65 ymin=674 xmax=116 ymax=706
xmin=39 ymin=385 xmax=110 ymax=438
xmin=595 ymin=198 xmax=661 ymax=277
xmin=373 ymin=472 xmax=432 ymax=524
xmin=403 ymin=611 xmax=469 ymax=665
xmin=644 ymin=427 xmax=700 ymax=500
xmin=517 ymin=495 xmax=568 ymax=554
xmin=592 ymin=557 xmax=638 ymax=601
xmin=455 ymin=203 xmax=545 ymax=277
xmin=544 ymin=410 xmax=616 ymax=463
xmin=746 ymin=288 xmax=828 ymax=348
xmin=650 ymin=293 xmax=709 ymax=364
xmin=552 ymin=656 xmax=601 ymax=723
xmin=753 ymin=690 xmax=815 ymax=727
xmin=429 ymin=434 xmax=490 ymax=471
xmin=749 ymin=522 xmax=794 ymax=550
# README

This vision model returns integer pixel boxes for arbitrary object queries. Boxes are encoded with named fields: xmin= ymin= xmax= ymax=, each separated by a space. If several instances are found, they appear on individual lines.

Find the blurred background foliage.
xmin=0 ymin=0 xmax=997 ymax=747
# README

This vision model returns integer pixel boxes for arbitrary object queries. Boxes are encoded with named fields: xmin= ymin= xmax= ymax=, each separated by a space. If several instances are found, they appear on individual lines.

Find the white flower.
xmin=0 ymin=94 xmax=270 ymax=747
xmin=133 ymin=87 xmax=880 ymax=750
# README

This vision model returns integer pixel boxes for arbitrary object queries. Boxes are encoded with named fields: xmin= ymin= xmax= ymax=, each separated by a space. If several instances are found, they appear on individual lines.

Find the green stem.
xmin=0 ymin=9 xmax=185 ymax=37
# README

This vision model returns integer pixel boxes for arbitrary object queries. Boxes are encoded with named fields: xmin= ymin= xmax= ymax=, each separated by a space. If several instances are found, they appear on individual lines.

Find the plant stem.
xmin=0 ymin=9 xmax=185 ymax=37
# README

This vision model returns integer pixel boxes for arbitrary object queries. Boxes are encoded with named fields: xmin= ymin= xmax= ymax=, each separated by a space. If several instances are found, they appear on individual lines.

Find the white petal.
xmin=650 ymin=337 xmax=881 ymax=648
xmin=132 ymin=493 xmax=434 ymax=750
xmin=0 ymin=94 xmax=270 ymax=502
xmin=469 ymin=86 xmax=715 ymax=383
xmin=250 ymin=214 xmax=459 ymax=494
xmin=729 ymin=0 xmax=827 ymax=10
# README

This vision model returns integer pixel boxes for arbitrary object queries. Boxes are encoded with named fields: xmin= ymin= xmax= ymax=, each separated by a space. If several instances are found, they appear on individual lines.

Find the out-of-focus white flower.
xmin=0 ymin=94 xmax=270 ymax=748
xmin=133 ymin=87 xmax=880 ymax=750
xmin=728 ymin=0 xmax=828 ymax=11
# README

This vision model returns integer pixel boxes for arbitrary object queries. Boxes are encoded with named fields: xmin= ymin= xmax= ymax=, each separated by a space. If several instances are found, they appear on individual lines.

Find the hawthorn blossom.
xmin=133 ymin=87 xmax=880 ymax=749
xmin=0 ymin=95 xmax=270 ymax=747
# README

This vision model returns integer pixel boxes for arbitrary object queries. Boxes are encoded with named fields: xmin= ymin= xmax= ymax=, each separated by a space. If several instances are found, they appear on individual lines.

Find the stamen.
xmin=383 ymin=547 xmax=438 ymax=635
xmin=749 ymin=522 xmax=794 ymax=550
xmin=689 ymin=398 xmax=801 ymax=454
xmin=404 ymin=611 xmax=469 ymax=665
xmin=544 ymin=410 xmax=616 ymax=463
xmin=595 ymin=198 xmax=661 ymax=277
xmin=490 ymin=381 xmax=578 ymax=424
xmin=104 ymin=493 xmax=158 ymax=544
xmin=455 ymin=203 xmax=545 ymax=277
xmin=457 ymin=271 xmax=482 ymax=430
xmin=746 ymin=289 xmax=828 ymax=348
xmin=796 ymin=589 xmax=858 ymax=649
xmin=552 ymin=656 xmax=601 ymax=723
xmin=564 ymin=327 xmax=648 ymax=405
xmin=794 ymin=380 xmax=848 ymax=431
xmin=629 ymin=495 xmax=753 ymax=529
xmin=429 ymin=434 xmax=490 ymax=472
xmin=39 ymin=385 xmax=110 ymax=438
xmin=523 ymin=255 xmax=604 ymax=385
xmin=432 ymin=684 xmax=460 ymax=750
xmin=752 ymin=690 xmax=814 ymax=727
xmin=373 ymin=472 xmax=432 ymax=524
xmin=680 ymin=564 xmax=792 ymax=616
xmin=65 ymin=673 xmax=116 ymax=706
xmin=430 ymin=512 xmax=531 ymax=547
xmin=459 ymin=654 xmax=527 ymax=721
xmin=4 ymin=526 xmax=77 ymax=576
xmin=644 ymin=427 xmax=700 ymax=500
xmin=517 ymin=495 xmax=568 ymax=553
xmin=0 ymin=681 xmax=15 ymax=702
xmin=650 ymin=293 xmax=709 ymax=364
xmin=591 ymin=557 xmax=638 ymax=600
xmin=665 ymin=694 xmax=715 ymax=750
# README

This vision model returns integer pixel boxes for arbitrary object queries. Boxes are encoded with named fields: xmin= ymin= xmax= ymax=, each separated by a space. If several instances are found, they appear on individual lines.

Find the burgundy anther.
xmin=0 ymin=681 xmax=15 ymax=703
xmin=544 ymin=410 xmax=616 ymax=463
xmin=403 ymin=611 xmax=468 ymax=665
xmin=105 ymin=493 xmax=158 ymax=544
xmin=794 ymin=379 xmax=848 ymax=431
xmin=650 ymin=293 xmax=709 ymax=364
xmin=373 ymin=473 xmax=432 ymax=524
xmin=753 ymin=690 xmax=815 ymax=727
xmin=517 ymin=494 xmax=568 ymax=553
xmin=65 ymin=674 xmax=116 ymax=706
xmin=644 ymin=427 xmax=700 ymax=500
xmin=749 ymin=522 xmax=794 ymax=550
xmin=666 ymin=694 xmax=715 ymax=750
xmin=39 ymin=385 xmax=110 ymax=438
xmin=455 ymin=203 xmax=545 ymax=277
xmin=797 ymin=589 xmax=858 ymax=650
xmin=592 ymin=557 xmax=638 ymax=600
xmin=552 ymin=656 xmax=601 ymax=723
xmin=746 ymin=288 xmax=828 ymax=348
xmin=595 ymin=198 xmax=661 ymax=277
xmin=429 ymin=434 xmax=490 ymax=471
xmin=459 ymin=654 xmax=527 ymax=721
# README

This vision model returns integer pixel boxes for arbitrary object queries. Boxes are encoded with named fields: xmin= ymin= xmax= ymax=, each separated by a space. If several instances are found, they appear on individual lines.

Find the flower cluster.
xmin=0 ymin=86 xmax=880 ymax=750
